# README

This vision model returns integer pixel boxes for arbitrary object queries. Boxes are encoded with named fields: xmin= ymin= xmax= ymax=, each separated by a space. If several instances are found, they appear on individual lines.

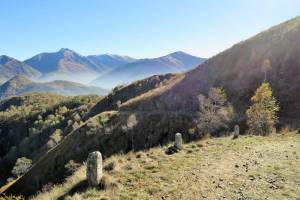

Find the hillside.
xmin=24 ymin=49 xmax=107 ymax=83
xmin=91 ymin=51 xmax=205 ymax=88
xmin=122 ymin=16 xmax=300 ymax=122
xmin=0 ymin=55 xmax=41 ymax=83
xmin=86 ymin=73 xmax=179 ymax=119
xmin=0 ymin=75 xmax=108 ymax=99
xmin=33 ymin=133 xmax=300 ymax=200
xmin=0 ymin=93 xmax=102 ymax=187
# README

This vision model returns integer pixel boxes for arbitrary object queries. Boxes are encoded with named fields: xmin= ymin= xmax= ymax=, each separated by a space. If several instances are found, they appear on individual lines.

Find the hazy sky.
xmin=0 ymin=0 xmax=299 ymax=60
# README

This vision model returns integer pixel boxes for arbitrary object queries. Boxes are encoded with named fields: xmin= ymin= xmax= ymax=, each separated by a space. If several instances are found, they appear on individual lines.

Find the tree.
xmin=246 ymin=83 xmax=279 ymax=135
xmin=11 ymin=157 xmax=32 ymax=178
xmin=196 ymin=87 xmax=234 ymax=135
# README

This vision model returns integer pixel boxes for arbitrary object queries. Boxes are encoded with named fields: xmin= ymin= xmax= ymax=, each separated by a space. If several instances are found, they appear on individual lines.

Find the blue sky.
xmin=0 ymin=0 xmax=299 ymax=60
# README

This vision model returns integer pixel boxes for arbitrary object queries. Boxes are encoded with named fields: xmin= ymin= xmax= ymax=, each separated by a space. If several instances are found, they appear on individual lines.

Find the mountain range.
xmin=0 ymin=50 xmax=204 ymax=90
xmin=0 ymin=75 xmax=108 ymax=100
xmin=90 ymin=51 xmax=205 ymax=88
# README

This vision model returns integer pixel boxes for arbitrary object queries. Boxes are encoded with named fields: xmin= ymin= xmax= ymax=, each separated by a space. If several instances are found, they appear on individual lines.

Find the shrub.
xmin=50 ymin=129 xmax=63 ymax=143
xmin=246 ymin=83 xmax=279 ymax=135
xmin=196 ymin=87 xmax=235 ymax=136
xmin=11 ymin=157 xmax=32 ymax=178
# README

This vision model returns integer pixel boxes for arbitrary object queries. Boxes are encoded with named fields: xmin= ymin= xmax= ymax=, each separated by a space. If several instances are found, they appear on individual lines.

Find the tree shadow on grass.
xmin=57 ymin=180 xmax=88 ymax=200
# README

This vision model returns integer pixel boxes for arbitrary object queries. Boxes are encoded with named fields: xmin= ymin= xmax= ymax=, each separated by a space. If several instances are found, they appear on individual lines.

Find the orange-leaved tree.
xmin=246 ymin=83 xmax=279 ymax=135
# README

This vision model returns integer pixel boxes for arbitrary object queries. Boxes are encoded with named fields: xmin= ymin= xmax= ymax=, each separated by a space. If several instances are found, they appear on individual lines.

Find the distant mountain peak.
xmin=166 ymin=51 xmax=201 ymax=59
xmin=59 ymin=48 xmax=73 ymax=52
xmin=0 ymin=55 xmax=14 ymax=64
xmin=24 ymin=49 xmax=106 ymax=76
xmin=0 ymin=56 xmax=42 ymax=82
xmin=168 ymin=51 xmax=188 ymax=56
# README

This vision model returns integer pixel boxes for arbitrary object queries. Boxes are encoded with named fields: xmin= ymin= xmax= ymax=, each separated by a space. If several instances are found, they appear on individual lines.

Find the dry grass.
xmin=31 ymin=132 xmax=300 ymax=200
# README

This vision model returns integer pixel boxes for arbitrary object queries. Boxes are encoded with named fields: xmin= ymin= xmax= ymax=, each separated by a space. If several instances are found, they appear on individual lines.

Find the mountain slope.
xmin=91 ymin=51 xmax=205 ymax=88
xmin=24 ymin=49 xmax=107 ymax=83
xmin=122 ymin=16 xmax=300 ymax=121
xmin=87 ymin=54 xmax=136 ymax=70
xmin=0 ymin=55 xmax=41 ymax=83
xmin=0 ymin=75 xmax=109 ymax=99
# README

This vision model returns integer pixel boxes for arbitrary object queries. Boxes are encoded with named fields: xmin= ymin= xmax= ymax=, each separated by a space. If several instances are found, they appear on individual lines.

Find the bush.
xmin=196 ymin=87 xmax=235 ymax=136
xmin=246 ymin=83 xmax=279 ymax=135
xmin=11 ymin=157 xmax=32 ymax=178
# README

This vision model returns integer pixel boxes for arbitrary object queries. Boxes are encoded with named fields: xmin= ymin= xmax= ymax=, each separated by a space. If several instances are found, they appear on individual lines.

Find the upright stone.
xmin=87 ymin=151 xmax=102 ymax=186
xmin=234 ymin=125 xmax=240 ymax=136
xmin=232 ymin=125 xmax=240 ymax=139
xmin=175 ymin=133 xmax=183 ymax=150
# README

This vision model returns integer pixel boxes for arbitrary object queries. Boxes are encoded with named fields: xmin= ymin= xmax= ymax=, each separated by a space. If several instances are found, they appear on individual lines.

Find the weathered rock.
xmin=234 ymin=125 xmax=240 ymax=135
xmin=175 ymin=132 xmax=183 ymax=149
xmin=233 ymin=125 xmax=239 ymax=139
xmin=86 ymin=151 xmax=102 ymax=186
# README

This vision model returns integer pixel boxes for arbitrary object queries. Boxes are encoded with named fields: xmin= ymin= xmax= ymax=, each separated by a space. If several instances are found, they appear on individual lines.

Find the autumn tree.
xmin=197 ymin=87 xmax=235 ymax=136
xmin=246 ymin=83 xmax=279 ymax=135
